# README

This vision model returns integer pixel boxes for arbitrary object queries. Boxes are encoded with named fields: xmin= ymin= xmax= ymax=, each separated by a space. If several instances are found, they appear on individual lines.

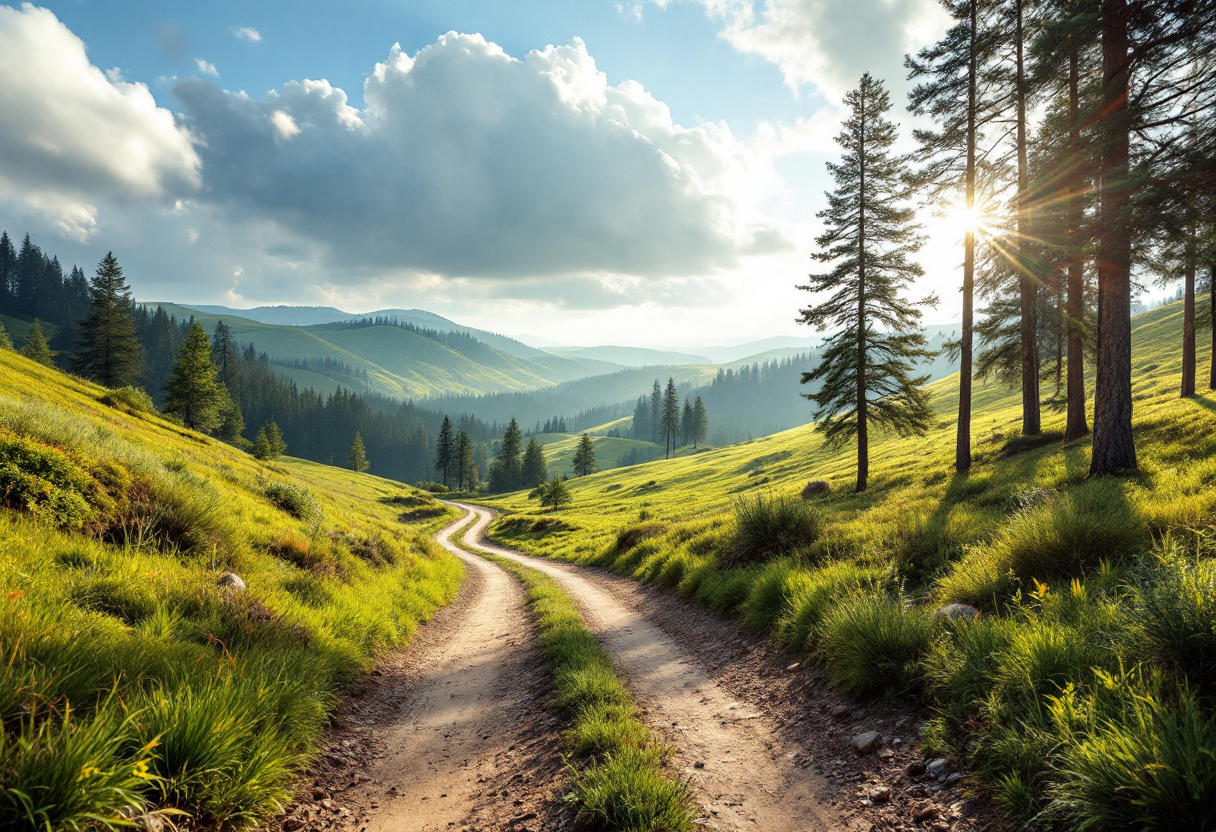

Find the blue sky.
xmin=0 ymin=0 xmax=973 ymax=347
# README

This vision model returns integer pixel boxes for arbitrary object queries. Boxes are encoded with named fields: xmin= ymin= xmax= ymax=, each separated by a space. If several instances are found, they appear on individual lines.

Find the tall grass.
xmin=725 ymin=493 xmax=823 ymax=566
xmin=819 ymin=592 xmax=935 ymax=698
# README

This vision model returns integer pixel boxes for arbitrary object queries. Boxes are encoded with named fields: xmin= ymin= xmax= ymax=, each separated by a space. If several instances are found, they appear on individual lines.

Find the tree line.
xmin=798 ymin=1 xmax=1216 ymax=491
xmin=629 ymin=378 xmax=708 ymax=457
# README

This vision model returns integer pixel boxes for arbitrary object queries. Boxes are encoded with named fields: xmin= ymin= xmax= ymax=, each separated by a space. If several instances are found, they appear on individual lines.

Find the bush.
xmin=1132 ymin=542 xmax=1216 ymax=695
xmin=820 ymin=592 xmax=935 ymax=698
xmin=415 ymin=480 xmax=449 ymax=494
xmin=725 ymin=492 xmax=823 ymax=566
xmin=98 ymin=386 xmax=155 ymax=415
xmin=263 ymin=481 xmax=320 ymax=522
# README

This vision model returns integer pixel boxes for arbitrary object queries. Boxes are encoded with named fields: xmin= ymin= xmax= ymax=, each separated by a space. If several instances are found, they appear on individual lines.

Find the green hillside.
xmin=0 ymin=347 xmax=461 ymax=829
xmin=533 ymin=431 xmax=667 ymax=477
xmin=149 ymin=303 xmax=617 ymax=400
xmin=483 ymin=299 xmax=1216 ymax=827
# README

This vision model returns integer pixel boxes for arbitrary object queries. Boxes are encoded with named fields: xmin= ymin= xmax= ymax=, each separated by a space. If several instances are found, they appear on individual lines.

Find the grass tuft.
xmin=725 ymin=493 xmax=823 ymax=567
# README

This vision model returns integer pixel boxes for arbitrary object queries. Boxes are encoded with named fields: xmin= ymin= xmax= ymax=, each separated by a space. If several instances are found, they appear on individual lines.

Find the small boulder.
xmin=933 ymin=602 xmax=980 ymax=621
xmin=907 ymin=760 xmax=927 ymax=777
xmin=912 ymin=803 xmax=941 ymax=823
xmin=282 ymin=819 xmax=304 ymax=832
xmin=217 ymin=572 xmax=246 ymax=591
xmin=801 ymin=480 xmax=831 ymax=499
xmin=868 ymin=785 xmax=892 ymax=803
xmin=926 ymin=758 xmax=948 ymax=779
xmin=830 ymin=705 xmax=852 ymax=720
xmin=878 ymin=748 xmax=896 ymax=760
xmin=852 ymin=731 xmax=883 ymax=754
xmin=946 ymin=773 xmax=962 ymax=786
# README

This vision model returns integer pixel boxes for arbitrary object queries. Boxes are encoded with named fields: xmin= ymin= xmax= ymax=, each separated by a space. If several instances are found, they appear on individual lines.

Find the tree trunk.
xmin=1016 ymin=0 xmax=1041 ymax=436
xmin=956 ymin=0 xmax=978 ymax=473
xmin=1064 ymin=48 xmax=1089 ymax=440
xmin=1090 ymin=0 xmax=1137 ymax=474
xmin=857 ymin=81 xmax=869 ymax=493
xmin=1182 ymin=249 xmax=1195 ymax=397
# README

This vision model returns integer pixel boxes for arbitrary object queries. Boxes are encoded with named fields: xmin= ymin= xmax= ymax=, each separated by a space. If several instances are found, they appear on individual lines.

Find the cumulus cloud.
xmin=664 ymin=0 xmax=950 ymax=102
xmin=174 ymin=33 xmax=787 ymax=280
xmin=0 ymin=5 xmax=200 ymax=237
xmin=195 ymin=57 xmax=219 ymax=77
xmin=233 ymin=26 xmax=261 ymax=43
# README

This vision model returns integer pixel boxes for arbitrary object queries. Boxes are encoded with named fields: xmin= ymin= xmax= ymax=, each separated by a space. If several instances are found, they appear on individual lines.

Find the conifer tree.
xmin=75 ymin=252 xmax=143 ymax=387
xmin=252 ymin=420 xmax=287 ymax=460
xmin=798 ymin=73 xmax=935 ymax=493
xmin=217 ymin=395 xmax=245 ymax=443
xmin=521 ymin=438 xmax=548 ymax=488
xmin=349 ymin=432 xmax=370 ymax=472
xmin=660 ymin=378 xmax=680 ymax=458
xmin=211 ymin=320 xmax=238 ymax=386
xmin=455 ymin=429 xmax=477 ymax=490
xmin=434 ymin=415 xmax=454 ymax=486
xmin=691 ymin=396 xmax=709 ymax=449
xmin=649 ymin=380 xmax=663 ymax=444
xmin=0 ymin=317 xmax=11 ymax=351
xmin=572 ymin=434 xmax=598 ymax=477
xmin=164 ymin=322 xmax=225 ymax=432
xmin=539 ymin=474 xmax=572 ymax=510
xmin=20 ymin=319 xmax=53 ymax=366
xmin=681 ymin=398 xmax=694 ymax=446
xmin=490 ymin=418 xmax=523 ymax=492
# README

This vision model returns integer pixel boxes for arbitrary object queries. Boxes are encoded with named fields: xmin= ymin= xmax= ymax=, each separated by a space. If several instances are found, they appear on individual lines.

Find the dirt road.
xmin=451 ymin=502 xmax=846 ymax=832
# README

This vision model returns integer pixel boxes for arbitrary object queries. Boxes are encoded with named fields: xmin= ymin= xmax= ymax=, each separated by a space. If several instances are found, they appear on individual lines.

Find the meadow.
xmin=483 ymin=299 xmax=1216 ymax=828
xmin=0 ymin=347 xmax=461 ymax=830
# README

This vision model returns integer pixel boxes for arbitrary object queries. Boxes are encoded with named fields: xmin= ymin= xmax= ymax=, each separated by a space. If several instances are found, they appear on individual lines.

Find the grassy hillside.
xmin=0 ymin=347 xmax=461 ymax=830
xmin=484 ymin=300 xmax=1216 ymax=827
xmin=0 ymin=314 xmax=58 ymax=348
xmin=533 ymin=431 xmax=667 ymax=477
xmin=149 ymin=303 xmax=616 ymax=400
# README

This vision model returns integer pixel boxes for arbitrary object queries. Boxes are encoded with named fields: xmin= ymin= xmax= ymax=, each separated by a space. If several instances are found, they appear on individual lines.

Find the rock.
xmin=693 ymin=761 xmax=706 ymax=769
xmin=926 ymin=758 xmax=948 ymax=779
xmin=311 ymin=788 xmax=328 ymax=800
xmin=869 ymin=785 xmax=892 ymax=803
xmin=912 ymin=803 xmax=941 ymax=823
xmin=933 ymin=602 xmax=980 ymax=621
xmin=852 ymin=731 xmax=883 ymax=754
xmin=282 ymin=819 xmax=304 ymax=832
xmin=801 ymin=480 xmax=831 ymax=499
xmin=894 ymin=717 xmax=909 ymax=729
xmin=946 ymin=773 xmax=962 ymax=786
xmin=830 ymin=705 xmax=852 ymax=720
xmin=906 ymin=760 xmax=927 ymax=777
xmin=787 ymin=662 xmax=801 ymax=671
xmin=878 ymin=748 xmax=896 ymax=760
xmin=217 ymin=572 xmax=246 ymax=591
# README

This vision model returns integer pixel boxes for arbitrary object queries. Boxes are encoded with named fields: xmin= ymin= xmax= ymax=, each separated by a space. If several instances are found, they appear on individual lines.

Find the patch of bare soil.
xmin=461 ymin=503 xmax=998 ymax=832
xmin=268 ymin=517 xmax=570 ymax=832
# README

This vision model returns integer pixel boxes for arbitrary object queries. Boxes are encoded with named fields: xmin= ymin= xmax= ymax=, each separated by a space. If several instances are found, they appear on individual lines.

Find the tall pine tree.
xmin=490 ymin=418 xmax=523 ymax=492
xmin=690 ymin=396 xmax=709 ymax=449
xmin=20 ymin=319 xmax=53 ymax=366
xmin=521 ymin=438 xmax=548 ymax=488
xmin=572 ymin=434 xmax=597 ymax=477
xmin=434 ymin=415 xmax=455 ymax=486
xmin=164 ymin=322 xmax=225 ymax=432
xmin=798 ymin=74 xmax=935 ymax=492
xmin=349 ymin=432 xmax=370 ymax=472
xmin=660 ymin=378 xmax=680 ymax=459
xmin=75 ymin=252 xmax=143 ymax=388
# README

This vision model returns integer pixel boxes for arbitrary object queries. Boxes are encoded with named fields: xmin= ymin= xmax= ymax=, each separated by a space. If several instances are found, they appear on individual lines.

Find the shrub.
xmin=415 ymin=480 xmax=449 ymax=494
xmin=738 ymin=559 xmax=801 ymax=633
xmin=263 ymin=481 xmax=320 ymax=522
xmin=985 ymin=477 xmax=1144 ymax=581
xmin=891 ymin=510 xmax=967 ymax=584
xmin=616 ymin=521 xmax=667 ymax=553
xmin=1132 ymin=543 xmax=1216 ymax=695
xmin=0 ymin=429 xmax=93 ymax=528
xmin=800 ymin=479 xmax=831 ymax=499
xmin=820 ymin=592 xmax=934 ymax=698
xmin=725 ymin=492 xmax=823 ymax=566
xmin=268 ymin=533 xmax=323 ymax=570
xmin=98 ymin=386 xmax=155 ymax=415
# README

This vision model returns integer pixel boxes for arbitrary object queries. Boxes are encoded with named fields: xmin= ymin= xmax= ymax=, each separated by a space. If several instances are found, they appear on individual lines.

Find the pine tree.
xmin=691 ymin=396 xmax=709 ymax=449
xmin=798 ymin=73 xmax=935 ymax=493
xmin=539 ymin=475 xmax=572 ymax=510
xmin=455 ymin=430 xmax=477 ymax=490
xmin=217 ymin=394 xmax=245 ymax=443
xmin=572 ymin=434 xmax=597 ymax=477
xmin=490 ymin=418 xmax=524 ymax=492
xmin=660 ymin=378 xmax=680 ymax=459
xmin=211 ymin=320 xmax=238 ymax=386
xmin=349 ymin=432 xmax=370 ymax=472
xmin=434 ymin=415 xmax=454 ymax=486
xmin=164 ymin=322 xmax=225 ymax=432
xmin=681 ymin=398 xmax=694 ymax=447
xmin=20 ymin=319 xmax=53 ymax=366
xmin=0 ymin=317 xmax=11 ymax=351
xmin=521 ymin=438 xmax=548 ymax=488
xmin=649 ymin=380 xmax=663 ymax=444
xmin=74 ymin=252 xmax=143 ymax=388
xmin=252 ymin=420 xmax=287 ymax=460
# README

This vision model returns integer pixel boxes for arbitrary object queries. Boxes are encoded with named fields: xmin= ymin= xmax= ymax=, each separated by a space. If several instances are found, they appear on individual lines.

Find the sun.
xmin=943 ymin=197 xmax=992 ymax=238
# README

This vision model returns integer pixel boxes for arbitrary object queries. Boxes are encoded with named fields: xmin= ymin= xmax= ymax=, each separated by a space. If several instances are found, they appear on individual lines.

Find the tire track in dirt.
xmin=453 ymin=502 xmax=847 ymax=832
xmin=319 ymin=513 xmax=560 ymax=832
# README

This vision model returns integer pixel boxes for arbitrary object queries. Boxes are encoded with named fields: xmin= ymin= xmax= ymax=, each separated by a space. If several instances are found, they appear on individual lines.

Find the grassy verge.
xmin=0 ymin=348 xmax=462 ymax=830
xmin=454 ymin=527 xmax=694 ymax=832
xmin=478 ymin=300 xmax=1216 ymax=827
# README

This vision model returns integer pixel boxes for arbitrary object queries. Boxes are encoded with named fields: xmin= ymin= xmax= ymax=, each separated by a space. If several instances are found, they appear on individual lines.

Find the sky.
xmin=0 ymin=0 xmax=981 ymax=348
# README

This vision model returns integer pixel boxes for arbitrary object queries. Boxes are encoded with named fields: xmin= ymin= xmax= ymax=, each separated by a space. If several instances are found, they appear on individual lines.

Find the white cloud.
xmin=664 ymin=0 xmax=951 ymax=102
xmin=0 ymin=5 xmax=200 ymax=237
xmin=233 ymin=27 xmax=261 ymax=43
xmin=195 ymin=58 xmax=219 ymax=77
xmin=174 ymin=33 xmax=789 ymax=282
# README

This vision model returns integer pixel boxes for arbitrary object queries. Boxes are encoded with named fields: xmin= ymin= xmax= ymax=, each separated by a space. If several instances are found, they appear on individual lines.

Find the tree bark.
xmin=1016 ymin=0 xmax=1041 ymax=436
xmin=1065 ymin=48 xmax=1089 ymax=440
xmin=1090 ymin=0 xmax=1137 ymax=474
xmin=956 ymin=0 xmax=978 ymax=473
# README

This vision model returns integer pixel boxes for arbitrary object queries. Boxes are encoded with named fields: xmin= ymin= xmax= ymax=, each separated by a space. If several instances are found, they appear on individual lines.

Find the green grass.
xmin=0 ymin=347 xmax=462 ymax=829
xmin=478 ymin=299 xmax=1216 ymax=825
xmin=463 ymin=539 xmax=694 ymax=832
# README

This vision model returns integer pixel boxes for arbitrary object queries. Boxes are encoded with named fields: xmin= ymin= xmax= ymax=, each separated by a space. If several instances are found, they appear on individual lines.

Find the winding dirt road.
xmin=450 ymin=502 xmax=846 ymax=832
